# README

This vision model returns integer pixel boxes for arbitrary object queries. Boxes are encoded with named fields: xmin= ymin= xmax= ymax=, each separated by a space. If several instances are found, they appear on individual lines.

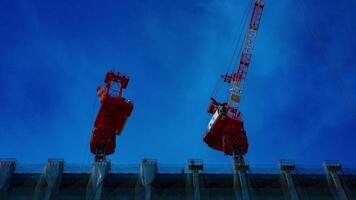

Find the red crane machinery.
xmin=90 ymin=71 xmax=134 ymax=161
xmin=203 ymin=0 xmax=264 ymax=163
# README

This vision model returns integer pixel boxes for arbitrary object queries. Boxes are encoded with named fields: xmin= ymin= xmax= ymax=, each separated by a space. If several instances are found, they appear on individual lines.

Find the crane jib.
xmin=227 ymin=0 xmax=264 ymax=107
xmin=234 ymin=1 xmax=264 ymax=85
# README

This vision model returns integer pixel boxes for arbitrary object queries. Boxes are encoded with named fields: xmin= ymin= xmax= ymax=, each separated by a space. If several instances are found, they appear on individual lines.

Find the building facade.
xmin=0 ymin=159 xmax=355 ymax=199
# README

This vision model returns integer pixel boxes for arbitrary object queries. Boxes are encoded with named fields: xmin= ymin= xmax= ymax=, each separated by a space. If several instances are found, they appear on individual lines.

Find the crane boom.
xmin=224 ymin=0 xmax=264 ymax=107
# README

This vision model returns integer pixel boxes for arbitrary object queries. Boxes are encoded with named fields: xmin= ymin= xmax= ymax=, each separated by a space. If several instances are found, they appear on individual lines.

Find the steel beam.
xmin=188 ymin=159 xmax=203 ymax=200
xmin=324 ymin=160 xmax=348 ymax=200
xmin=86 ymin=161 xmax=110 ymax=200
xmin=279 ymin=160 xmax=299 ymax=200
xmin=233 ymin=163 xmax=250 ymax=200
xmin=34 ymin=159 xmax=64 ymax=200
xmin=0 ymin=159 xmax=16 ymax=199
xmin=140 ymin=159 xmax=157 ymax=200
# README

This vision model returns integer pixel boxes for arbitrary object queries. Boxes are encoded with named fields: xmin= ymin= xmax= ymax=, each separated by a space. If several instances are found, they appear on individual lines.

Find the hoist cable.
xmin=211 ymin=0 xmax=254 ymax=98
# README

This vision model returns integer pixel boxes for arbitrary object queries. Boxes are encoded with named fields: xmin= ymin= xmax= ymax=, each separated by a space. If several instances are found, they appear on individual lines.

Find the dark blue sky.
xmin=0 ymin=0 xmax=355 ymax=166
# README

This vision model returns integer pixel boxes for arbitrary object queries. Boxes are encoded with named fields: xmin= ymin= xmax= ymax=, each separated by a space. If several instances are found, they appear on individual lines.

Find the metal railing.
xmin=9 ymin=162 xmax=356 ymax=175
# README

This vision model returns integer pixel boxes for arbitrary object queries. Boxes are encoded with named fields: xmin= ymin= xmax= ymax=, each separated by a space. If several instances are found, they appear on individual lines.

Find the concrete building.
xmin=0 ymin=159 xmax=355 ymax=199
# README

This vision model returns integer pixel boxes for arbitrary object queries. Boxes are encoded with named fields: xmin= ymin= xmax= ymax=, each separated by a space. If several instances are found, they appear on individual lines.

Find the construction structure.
xmin=203 ymin=0 xmax=264 ymax=167
xmin=90 ymin=71 xmax=133 ymax=162
xmin=3 ymin=0 xmax=354 ymax=200
xmin=0 ymin=159 xmax=355 ymax=199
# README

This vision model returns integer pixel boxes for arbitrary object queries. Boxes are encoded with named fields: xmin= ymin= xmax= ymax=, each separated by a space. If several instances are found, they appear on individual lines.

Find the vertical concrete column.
xmin=86 ymin=161 xmax=110 ymax=200
xmin=233 ymin=163 xmax=250 ymax=200
xmin=34 ymin=159 xmax=64 ymax=200
xmin=279 ymin=160 xmax=299 ymax=200
xmin=0 ymin=159 xmax=16 ymax=199
xmin=44 ymin=159 xmax=64 ymax=200
xmin=140 ymin=159 xmax=157 ymax=200
xmin=323 ymin=160 xmax=348 ymax=200
xmin=188 ymin=159 xmax=203 ymax=200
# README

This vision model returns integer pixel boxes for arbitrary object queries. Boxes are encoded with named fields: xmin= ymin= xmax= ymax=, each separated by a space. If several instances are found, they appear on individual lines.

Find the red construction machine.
xmin=203 ymin=0 xmax=264 ymax=163
xmin=90 ymin=71 xmax=133 ymax=161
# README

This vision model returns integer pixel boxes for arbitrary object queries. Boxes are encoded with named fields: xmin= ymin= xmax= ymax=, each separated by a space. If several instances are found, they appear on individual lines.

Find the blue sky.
xmin=0 ymin=0 xmax=355 ymax=166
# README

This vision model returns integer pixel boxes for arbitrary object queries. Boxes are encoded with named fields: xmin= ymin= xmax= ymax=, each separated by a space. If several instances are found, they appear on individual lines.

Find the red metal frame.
xmin=203 ymin=1 xmax=264 ymax=156
xmin=90 ymin=71 xmax=134 ymax=158
xmin=204 ymin=99 xmax=248 ymax=155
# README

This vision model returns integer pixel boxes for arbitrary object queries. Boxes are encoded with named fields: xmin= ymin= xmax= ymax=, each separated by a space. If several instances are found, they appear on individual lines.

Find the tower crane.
xmin=203 ymin=0 xmax=264 ymax=164
xmin=90 ymin=71 xmax=134 ymax=162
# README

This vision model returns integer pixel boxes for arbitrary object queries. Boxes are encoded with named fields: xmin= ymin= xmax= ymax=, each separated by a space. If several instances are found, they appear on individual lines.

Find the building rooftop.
xmin=1 ymin=159 xmax=356 ymax=199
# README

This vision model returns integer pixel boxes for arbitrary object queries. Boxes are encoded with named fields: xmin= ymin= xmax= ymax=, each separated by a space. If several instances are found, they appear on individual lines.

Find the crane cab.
xmin=203 ymin=99 xmax=248 ymax=155
xmin=90 ymin=71 xmax=133 ymax=157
